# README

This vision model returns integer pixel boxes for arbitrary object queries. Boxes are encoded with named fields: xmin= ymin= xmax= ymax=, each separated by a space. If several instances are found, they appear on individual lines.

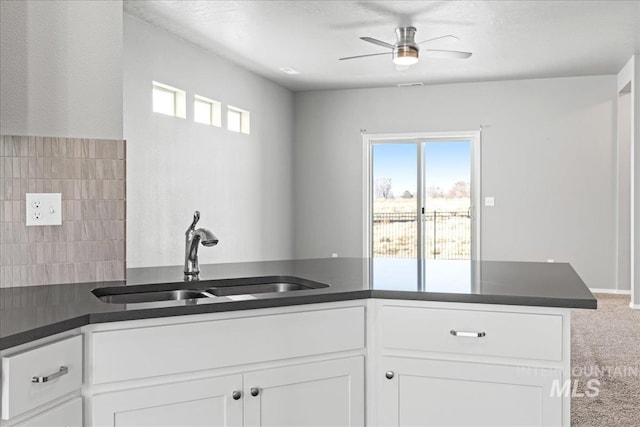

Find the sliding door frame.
xmin=362 ymin=130 xmax=482 ymax=261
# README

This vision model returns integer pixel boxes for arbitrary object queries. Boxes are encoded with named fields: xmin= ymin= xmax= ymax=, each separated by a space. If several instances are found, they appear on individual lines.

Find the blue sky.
xmin=372 ymin=141 xmax=471 ymax=196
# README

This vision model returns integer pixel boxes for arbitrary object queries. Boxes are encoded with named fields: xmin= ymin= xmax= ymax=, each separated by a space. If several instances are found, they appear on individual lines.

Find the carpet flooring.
xmin=571 ymin=294 xmax=640 ymax=426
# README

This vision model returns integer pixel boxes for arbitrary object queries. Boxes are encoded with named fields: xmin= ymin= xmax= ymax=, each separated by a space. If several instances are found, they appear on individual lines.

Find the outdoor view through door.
xmin=372 ymin=140 xmax=473 ymax=260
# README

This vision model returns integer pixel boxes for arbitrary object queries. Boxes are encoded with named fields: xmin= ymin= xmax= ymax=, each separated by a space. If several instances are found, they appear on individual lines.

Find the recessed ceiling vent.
xmin=396 ymin=82 xmax=424 ymax=87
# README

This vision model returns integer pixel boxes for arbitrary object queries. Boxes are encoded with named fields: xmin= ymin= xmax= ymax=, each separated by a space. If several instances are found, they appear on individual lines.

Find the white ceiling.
xmin=124 ymin=0 xmax=640 ymax=92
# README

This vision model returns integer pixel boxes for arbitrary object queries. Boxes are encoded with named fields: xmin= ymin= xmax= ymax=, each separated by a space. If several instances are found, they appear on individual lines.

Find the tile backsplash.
xmin=0 ymin=135 xmax=126 ymax=287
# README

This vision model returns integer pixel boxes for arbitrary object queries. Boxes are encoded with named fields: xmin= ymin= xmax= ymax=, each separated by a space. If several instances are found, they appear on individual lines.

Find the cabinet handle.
xmin=385 ymin=371 xmax=394 ymax=379
xmin=450 ymin=330 xmax=486 ymax=338
xmin=32 ymin=366 xmax=68 ymax=383
xmin=232 ymin=390 xmax=242 ymax=400
xmin=250 ymin=387 xmax=260 ymax=397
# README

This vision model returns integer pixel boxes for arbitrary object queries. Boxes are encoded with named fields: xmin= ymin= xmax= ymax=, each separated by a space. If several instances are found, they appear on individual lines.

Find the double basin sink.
xmin=93 ymin=276 xmax=330 ymax=304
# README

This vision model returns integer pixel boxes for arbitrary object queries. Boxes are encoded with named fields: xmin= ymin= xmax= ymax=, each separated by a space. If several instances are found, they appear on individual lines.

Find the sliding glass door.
xmin=371 ymin=137 xmax=476 ymax=261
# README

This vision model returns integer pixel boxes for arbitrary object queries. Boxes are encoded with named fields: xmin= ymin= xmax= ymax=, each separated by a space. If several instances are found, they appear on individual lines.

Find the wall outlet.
xmin=26 ymin=193 xmax=62 ymax=226
xmin=484 ymin=197 xmax=495 ymax=207
xmin=331 ymin=253 xmax=338 ymax=258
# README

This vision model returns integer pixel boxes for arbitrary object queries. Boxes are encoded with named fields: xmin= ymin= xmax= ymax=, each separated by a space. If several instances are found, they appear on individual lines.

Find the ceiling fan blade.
xmin=417 ymin=34 xmax=459 ymax=44
xmin=423 ymin=49 xmax=472 ymax=59
xmin=360 ymin=37 xmax=395 ymax=49
xmin=339 ymin=52 xmax=392 ymax=61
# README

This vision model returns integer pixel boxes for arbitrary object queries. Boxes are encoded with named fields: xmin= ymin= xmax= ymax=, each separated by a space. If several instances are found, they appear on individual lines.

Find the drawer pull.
xmin=450 ymin=330 xmax=486 ymax=338
xmin=32 ymin=366 xmax=68 ymax=383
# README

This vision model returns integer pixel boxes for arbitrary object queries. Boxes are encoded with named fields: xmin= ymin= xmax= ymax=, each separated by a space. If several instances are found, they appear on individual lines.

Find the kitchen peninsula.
xmin=1 ymin=258 xmax=596 ymax=426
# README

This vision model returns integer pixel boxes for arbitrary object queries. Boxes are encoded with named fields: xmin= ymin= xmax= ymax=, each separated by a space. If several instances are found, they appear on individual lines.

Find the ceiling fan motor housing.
xmin=393 ymin=27 xmax=419 ymax=64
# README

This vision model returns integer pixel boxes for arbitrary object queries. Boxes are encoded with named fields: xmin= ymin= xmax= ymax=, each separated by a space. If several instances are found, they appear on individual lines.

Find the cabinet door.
xmin=243 ymin=357 xmax=364 ymax=427
xmin=16 ymin=397 xmax=82 ymax=427
xmin=380 ymin=357 xmax=564 ymax=427
xmin=92 ymin=375 xmax=242 ymax=427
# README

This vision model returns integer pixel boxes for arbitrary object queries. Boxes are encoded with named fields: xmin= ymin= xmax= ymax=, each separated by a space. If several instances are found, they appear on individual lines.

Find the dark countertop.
xmin=0 ymin=258 xmax=597 ymax=350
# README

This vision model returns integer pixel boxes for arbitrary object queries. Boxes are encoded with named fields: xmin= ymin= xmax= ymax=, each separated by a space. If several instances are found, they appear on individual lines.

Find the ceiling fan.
xmin=339 ymin=27 xmax=472 ymax=69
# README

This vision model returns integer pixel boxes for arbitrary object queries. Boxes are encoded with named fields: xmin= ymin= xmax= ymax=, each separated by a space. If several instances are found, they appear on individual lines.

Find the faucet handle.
xmin=187 ymin=211 xmax=201 ymax=232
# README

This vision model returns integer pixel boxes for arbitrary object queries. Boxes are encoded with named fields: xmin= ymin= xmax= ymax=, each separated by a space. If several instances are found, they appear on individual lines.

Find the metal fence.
xmin=373 ymin=211 xmax=470 ymax=259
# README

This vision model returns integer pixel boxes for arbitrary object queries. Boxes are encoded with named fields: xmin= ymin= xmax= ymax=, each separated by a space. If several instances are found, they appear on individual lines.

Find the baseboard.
xmin=630 ymin=303 xmax=640 ymax=310
xmin=589 ymin=288 xmax=631 ymax=295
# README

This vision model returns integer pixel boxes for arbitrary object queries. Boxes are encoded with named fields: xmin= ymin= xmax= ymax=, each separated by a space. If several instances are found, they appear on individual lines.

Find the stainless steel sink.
xmin=206 ymin=282 xmax=318 ymax=297
xmin=92 ymin=276 xmax=330 ymax=304
xmin=94 ymin=289 xmax=213 ymax=304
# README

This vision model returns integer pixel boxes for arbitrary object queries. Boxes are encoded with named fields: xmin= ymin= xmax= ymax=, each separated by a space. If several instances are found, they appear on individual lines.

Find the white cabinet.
xmin=15 ymin=398 xmax=82 ymax=427
xmin=379 ymin=357 xmax=562 ymax=427
xmin=1 ymin=335 xmax=82 ymax=420
xmin=374 ymin=300 xmax=570 ymax=427
xmin=92 ymin=375 xmax=242 ymax=427
xmin=91 ymin=357 xmax=364 ymax=427
xmin=244 ymin=357 xmax=364 ymax=427
xmin=86 ymin=303 xmax=367 ymax=427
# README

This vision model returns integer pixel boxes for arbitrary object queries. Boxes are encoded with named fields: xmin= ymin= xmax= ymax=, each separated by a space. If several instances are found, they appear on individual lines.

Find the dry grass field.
xmin=373 ymin=197 xmax=471 ymax=259
xmin=373 ymin=197 xmax=471 ymax=213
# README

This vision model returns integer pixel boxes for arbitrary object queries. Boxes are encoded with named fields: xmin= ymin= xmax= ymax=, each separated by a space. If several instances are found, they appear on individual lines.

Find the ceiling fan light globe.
xmin=393 ymin=55 xmax=419 ymax=66
xmin=392 ymin=46 xmax=419 ymax=66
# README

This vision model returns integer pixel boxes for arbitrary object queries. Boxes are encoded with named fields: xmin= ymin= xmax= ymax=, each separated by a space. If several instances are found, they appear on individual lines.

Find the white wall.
xmin=617 ymin=89 xmax=632 ymax=292
xmin=294 ymin=75 xmax=618 ymax=290
xmin=124 ymin=14 xmax=294 ymax=268
xmin=0 ymin=0 xmax=122 ymax=139
xmin=617 ymin=55 xmax=640 ymax=308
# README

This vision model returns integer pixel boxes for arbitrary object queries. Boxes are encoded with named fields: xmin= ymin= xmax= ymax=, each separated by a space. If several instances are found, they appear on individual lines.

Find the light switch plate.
xmin=484 ymin=197 xmax=495 ymax=207
xmin=26 ymin=193 xmax=62 ymax=226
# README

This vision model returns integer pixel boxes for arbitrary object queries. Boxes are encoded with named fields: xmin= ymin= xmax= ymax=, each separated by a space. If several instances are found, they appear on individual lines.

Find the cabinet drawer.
xmin=16 ymin=397 xmax=82 ymax=427
xmin=1 ymin=335 xmax=83 ymax=420
xmin=92 ymin=306 xmax=365 ymax=384
xmin=381 ymin=305 xmax=563 ymax=361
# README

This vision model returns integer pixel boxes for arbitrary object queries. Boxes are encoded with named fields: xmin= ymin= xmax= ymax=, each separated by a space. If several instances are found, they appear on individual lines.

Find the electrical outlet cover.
xmin=26 ymin=193 xmax=62 ymax=226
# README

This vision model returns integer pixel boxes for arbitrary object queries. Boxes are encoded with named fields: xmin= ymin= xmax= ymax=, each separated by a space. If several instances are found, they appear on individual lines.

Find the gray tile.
xmin=26 ymin=243 xmax=37 ymax=264
xmin=36 ymin=137 xmax=44 ymax=157
xmin=61 ymin=180 xmax=74 ymax=201
xmin=94 ymin=220 xmax=104 ymax=241
xmin=73 ymin=139 xmax=82 ymax=158
xmin=115 ymin=160 xmax=125 ymax=180
xmin=3 ymin=201 xmax=11 ymax=222
xmin=73 ymin=159 xmax=81 ymax=179
xmin=81 ymin=200 xmax=96 ymax=220
xmin=117 ymin=141 xmax=125 ymax=160
xmin=12 ymin=158 xmax=20 ymax=178
xmin=62 ymin=199 xmax=73 ymax=221
xmin=13 ymin=223 xmax=27 ymax=243
xmin=12 ymin=201 xmax=20 ymax=223
xmin=0 ymin=266 xmax=11 ymax=287
xmin=51 ymin=159 xmax=64 ymax=178
xmin=20 ymin=158 xmax=27 ymax=178
xmin=28 ymin=137 xmax=37 ymax=157
xmin=28 ymin=159 xmax=37 ymax=178
xmin=12 ymin=179 xmax=20 ymax=200
xmin=65 ymin=140 xmax=74 ymax=158
xmin=73 ymin=200 xmax=82 ymax=221
xmin=4 ymin=158 xmax=12 ymax=178
xmin=50 ymin=179 xmax=61 ymax=193
xmin=36 ymin=243 xmax=46 ymax=264
xmin=43 ymin=137 xmax=52 ymax=157
xmin=43 ymin=158 xmax=51 ymax=178
xmin=81 ymin=221 xmax=95 ymax=241
xmin=81 ymin=159 xmax=96 ymax=179
xmin=26 ymin=226 xmax=44 ymax=243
